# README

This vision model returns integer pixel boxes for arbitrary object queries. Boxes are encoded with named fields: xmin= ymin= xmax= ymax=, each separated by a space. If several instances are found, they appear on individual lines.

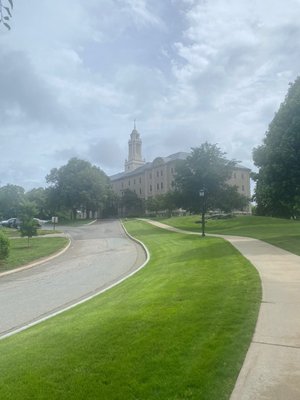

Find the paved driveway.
xmin=0 ymin=220 xmax=146 ymax=338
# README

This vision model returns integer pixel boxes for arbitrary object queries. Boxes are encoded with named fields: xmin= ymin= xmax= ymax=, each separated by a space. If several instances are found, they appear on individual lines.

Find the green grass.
xmin=0 ymin=220 xmax=261 ymax=400
xmin=0 ymin=237 xmax=69 ymax=273
xmin=0 ymin=227 xmax=22 ymax=237
xmin=158 ymin=215 xmax=300 ymax=256
xmin=0 ymin=227 xmax=62 ymax=237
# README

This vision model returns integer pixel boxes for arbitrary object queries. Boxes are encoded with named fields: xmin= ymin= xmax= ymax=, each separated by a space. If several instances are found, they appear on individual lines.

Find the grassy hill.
xmin=158 ymin=215 xmax=300 ymax=255
xmin=0 ymin=220 xmax=260 ymax=400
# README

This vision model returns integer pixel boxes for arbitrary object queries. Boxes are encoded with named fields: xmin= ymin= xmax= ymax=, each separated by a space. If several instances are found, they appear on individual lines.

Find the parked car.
xmin=0 ymin=218 xmax=21 ymax=229
xmin=33 ymin=218 xmax=43 ymax=228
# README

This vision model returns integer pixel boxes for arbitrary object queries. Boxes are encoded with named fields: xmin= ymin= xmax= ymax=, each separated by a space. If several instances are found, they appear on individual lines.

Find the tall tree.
xmin=253 ymin=77 xmax=300 ymax=218
xmin=146 ymin=193 xmax=178 ymax=217
xmin=46 ymin=158 xmax=109 ymax=219
xmin=174 ymin=143 xmax=247 ymax=213
xmin=0 ymin=184 xmax=25 ymax=219
xmin=26 ymin=187 xmax=49 ymax=219
xmin=19 ymin=200 xmax=38 ymax=247
xmin=119 ymin=189 xmax=144 ymax=217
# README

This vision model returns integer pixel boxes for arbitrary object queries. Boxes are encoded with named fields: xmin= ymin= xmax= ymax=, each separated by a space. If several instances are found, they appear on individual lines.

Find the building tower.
xmin=124 ymin=121 xmax=145 ymax=172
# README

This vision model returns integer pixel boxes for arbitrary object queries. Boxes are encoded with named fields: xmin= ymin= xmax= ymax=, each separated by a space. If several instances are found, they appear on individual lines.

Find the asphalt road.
xmin=0 ymin=220 xmax=146 ymax=338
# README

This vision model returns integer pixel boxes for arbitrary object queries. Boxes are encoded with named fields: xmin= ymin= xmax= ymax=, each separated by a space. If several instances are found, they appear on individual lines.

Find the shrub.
xmin=0 ymin=231 xmax=10 ymax=261
xmin=20 ymin=219 xmax=38 ymax=247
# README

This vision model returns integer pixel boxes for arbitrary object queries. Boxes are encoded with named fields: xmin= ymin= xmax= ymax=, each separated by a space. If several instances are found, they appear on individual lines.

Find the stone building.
xmin=110 ymin=124 xmax=251 ymax=205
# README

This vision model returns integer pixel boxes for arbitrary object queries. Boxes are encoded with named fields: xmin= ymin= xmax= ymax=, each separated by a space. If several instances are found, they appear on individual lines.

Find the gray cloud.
xmin=0 ymin=49 xmax=64 ymax=125
xmin=0 ymin=0 xmax=300 ymax=190
xmin=87 ymin=137 xmax=123 ymax=171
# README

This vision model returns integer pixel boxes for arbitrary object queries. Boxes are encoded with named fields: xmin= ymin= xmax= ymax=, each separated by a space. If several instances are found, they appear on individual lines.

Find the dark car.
xmin=1 ymin=218 xmax=21 ymax=229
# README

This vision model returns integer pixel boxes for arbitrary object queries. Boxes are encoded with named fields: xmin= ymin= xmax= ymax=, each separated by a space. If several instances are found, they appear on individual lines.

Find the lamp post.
xmin=199 ymin=188 xmax=205 ymax=237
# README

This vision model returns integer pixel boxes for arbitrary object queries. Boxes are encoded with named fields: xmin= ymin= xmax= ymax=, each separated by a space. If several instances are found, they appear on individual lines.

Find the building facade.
xmin=110 ymin=125 xmax=251 ymax=205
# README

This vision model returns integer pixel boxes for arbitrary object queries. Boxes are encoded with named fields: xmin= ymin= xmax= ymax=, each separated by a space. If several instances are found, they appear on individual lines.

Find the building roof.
xmin=110 ymin=151 xmax=250 ymax=181
xmin=110 ymin=152 xmax=188 ymax=182
xmin=110 ymin=162 xmax=152 ymax=181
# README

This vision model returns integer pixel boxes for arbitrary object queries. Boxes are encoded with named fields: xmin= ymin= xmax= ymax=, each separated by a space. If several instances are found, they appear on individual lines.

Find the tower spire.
xmin=125 ymin=123 xmax=145 ymax=172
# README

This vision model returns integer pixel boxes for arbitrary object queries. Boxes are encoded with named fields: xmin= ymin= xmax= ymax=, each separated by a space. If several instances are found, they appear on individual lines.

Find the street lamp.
xmin=199 ymin=188 xmax=205 ymax=237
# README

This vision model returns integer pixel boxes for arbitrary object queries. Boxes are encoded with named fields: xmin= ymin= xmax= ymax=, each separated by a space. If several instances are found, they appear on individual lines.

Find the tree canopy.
xmin=0 ymin=184 xmax=25 ymax=219
xmin=253 ymin=77 xmax=300 ymax=218
xmin=119 ymin=189 xmax=144 ymax=217
xmin=19 ymin=200 xmax=38 ymax=246
xmin=46 ymin=158 xmax=110 ymax=219
xmin=174 ymin=143 xmax=248 ymax=213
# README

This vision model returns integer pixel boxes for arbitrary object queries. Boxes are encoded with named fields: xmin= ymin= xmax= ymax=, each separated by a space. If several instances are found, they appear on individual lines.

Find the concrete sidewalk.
xmin=143 ymin=219 xmax=300 ymax=400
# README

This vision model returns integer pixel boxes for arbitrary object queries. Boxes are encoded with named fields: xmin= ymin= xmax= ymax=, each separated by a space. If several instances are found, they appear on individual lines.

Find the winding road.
xmin=0 ymin=220 xmax=146 ymax=339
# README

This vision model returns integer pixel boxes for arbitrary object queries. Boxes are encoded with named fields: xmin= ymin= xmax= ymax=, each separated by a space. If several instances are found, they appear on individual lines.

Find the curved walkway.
xmin=143 ymin=219 xmax=300 ymax=400
xmin=0 ymin=220 xmax=146 ymax=339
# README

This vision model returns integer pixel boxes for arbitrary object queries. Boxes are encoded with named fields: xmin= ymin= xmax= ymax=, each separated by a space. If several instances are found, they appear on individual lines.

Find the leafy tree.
xmin=26 ymin=187 xmax=49 ymax=219
xmin=146 ymin=192 xmax=178 ymax=217
xmin=46 ymin=158 xmax=109 ymax=219
xmin=120 ymin=189 xmax=144 ymax=217
xmin=19 ymin=199 xmax=37 ymax=222
xmin=19 ymin=200 xmax=38 ymax=247
xmin=102 ymin=189 xmax=119 ymax=218
xmin=174 ymin=143 xmax=248 ymax=213
xmin=0 ymin=0 xmax=13 ymax=30
xmin=253 ymin=77 xmax=300 ymax=218
xmin=20 ymin=220 xmax=38 ymax=247
xmin=162 ymin=192 xmax=179 ymax=216
xmin=0 ymin=184 xmax=25 ymax=219
xmin=145 ymin=196 xmax=163 ymax=216
xmin=0 ymin=231 xmax=10 ymax=261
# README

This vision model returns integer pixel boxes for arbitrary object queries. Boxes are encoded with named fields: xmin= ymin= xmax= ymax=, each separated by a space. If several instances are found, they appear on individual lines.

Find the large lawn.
xmin=159 ymin=215 xmax=300 ymax=256
xmin=0 ymin=220 xmax=261 ymax=400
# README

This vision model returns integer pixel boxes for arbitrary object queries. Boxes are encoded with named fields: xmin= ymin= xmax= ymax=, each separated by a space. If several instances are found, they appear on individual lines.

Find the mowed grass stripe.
xmin=0 ymin=220 xmax=261 ymax=400
xmin=159 ymin=215 xmax=300 ymax=256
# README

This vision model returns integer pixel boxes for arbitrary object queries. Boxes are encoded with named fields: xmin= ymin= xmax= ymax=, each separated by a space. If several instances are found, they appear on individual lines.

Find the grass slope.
xmin=0 ymin=237 xmax=69 ymax=273
xmin=0 ymin=220 xmax=260 ymax=400
xmin=159 ymin=215 xmax=300 ymax=256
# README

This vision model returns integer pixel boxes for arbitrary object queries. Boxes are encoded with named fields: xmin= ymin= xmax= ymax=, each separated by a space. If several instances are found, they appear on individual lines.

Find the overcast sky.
xmin=0 ymin=0 xmax=299 ymax=189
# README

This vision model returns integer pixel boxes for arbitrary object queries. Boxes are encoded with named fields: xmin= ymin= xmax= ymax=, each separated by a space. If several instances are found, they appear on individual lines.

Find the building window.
xmin=150 ymin=184 xmax=152 ymax=192
xmin=128 ymin=180 xmax=130 ymax=186
xmin=242 ymin=185 xmax=245 ymax=192
xmin=139 ymin=177 xmax=141 ymax=184
xmin=171 ymin=167 xmax=174 ymax=174
xmin=140 ymin=188 xmax=142 ymax=194
xmin=157 ymin=171 xmax=159 ymax=177
xmin=161 ymin=170 xmax=163 ymax=176
xmin=157 ymin=183 xmax=159 ymax=190
xmin=134 ymin=179 xmax=136 ymax=185
xmin=161 ymin=182 xmax=163 ymax=189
